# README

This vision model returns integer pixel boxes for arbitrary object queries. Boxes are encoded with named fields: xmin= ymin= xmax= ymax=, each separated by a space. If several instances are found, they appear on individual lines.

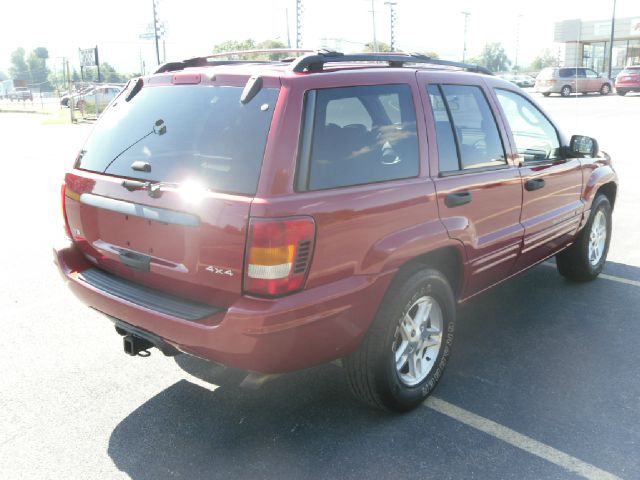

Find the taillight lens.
xmin=61 ymin=183 xmax=72 ymax=239
xmin=244 ymin=217 xmax=316 ymax=297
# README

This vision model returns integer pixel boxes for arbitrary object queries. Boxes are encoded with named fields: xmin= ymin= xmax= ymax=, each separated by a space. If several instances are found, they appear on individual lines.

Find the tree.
xmin=364 ymin=41 xmax=392 ymax=52
xmin=529 ymin=49 xmax=557 ymax=71
xmin=419 ymin=51 xmax=439 ymax=59
xmin=468 ymin=43 xmax=511 ymax=72
xmin=212 ymin=39 xmax=257 ymax=54
xmin=0 ymin=70 xmax=7 ymax=81
xmin=9 ymin=47 xmax=29 ymax=81
xmin=100 ymin=63 xmax=126 ymax=83
xmin=27 ymin=47 xmax=51 ymax=90
xmin=212 ymin=39 xmax=290 ymax=60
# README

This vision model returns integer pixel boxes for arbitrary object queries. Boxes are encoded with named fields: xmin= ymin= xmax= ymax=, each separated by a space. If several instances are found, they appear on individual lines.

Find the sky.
xmin=1 ymin=0 xmax=638 ymax=77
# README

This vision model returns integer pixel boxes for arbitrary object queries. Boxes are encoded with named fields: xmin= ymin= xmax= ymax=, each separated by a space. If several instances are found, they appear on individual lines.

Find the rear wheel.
xmin=343 ymin=268 xmax=455 ymax=412
xmin=556 ymin=194 xmax=612 ymax=281
xmin=560 ymin=85 xmax=572 ymax=97
xmin=616 ymin=89 xmax=627 ymax=96
xmin=542 ymin=92 xmax=551 ymax=97
xmin=600 ymin=84 xmax=611 ymax=95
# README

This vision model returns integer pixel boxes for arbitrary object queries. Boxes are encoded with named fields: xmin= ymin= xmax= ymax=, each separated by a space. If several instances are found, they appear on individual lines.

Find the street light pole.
xmin=607 ymin=0 xmax=617 ymax=79
xmin=384 ymin=2 xmax=397 ymax=51
xmin=461 ymin=12 xmax=470 ymax=62
xmin=370 ymin=0 xmax=378 ymax=52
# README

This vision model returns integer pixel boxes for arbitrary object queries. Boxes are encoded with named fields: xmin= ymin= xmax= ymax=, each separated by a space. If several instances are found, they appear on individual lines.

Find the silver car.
xmin=535 ymin=67 xmax=612 ymax=97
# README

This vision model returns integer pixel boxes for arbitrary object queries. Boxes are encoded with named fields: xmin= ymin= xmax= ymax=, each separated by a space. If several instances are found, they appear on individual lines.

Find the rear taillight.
xmin=244 ymin=217 xmax=316 ymax=297
xmin=61 ymin=183 xmax=72 ymax=239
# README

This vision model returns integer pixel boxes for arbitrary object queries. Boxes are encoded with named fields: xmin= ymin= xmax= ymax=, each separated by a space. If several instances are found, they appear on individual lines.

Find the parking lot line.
xmin=424 ymin=397 xmax=620 ymax=480
xmin=542 ymin=262 xmax=640 ymax=288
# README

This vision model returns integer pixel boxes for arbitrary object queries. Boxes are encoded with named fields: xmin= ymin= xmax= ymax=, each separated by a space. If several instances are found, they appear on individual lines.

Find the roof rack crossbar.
xmin=154 ymin=49 xmax=315 ymax=74
xmin=289 ymin=52 xmax=493 ymax=76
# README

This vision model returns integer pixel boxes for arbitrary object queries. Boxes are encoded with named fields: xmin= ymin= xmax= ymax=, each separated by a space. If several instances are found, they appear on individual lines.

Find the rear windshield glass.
xmin=76 ymin=84 xmax=279 ymax=195
xmin=621 ymin=67 xmax=640 ymax=74
xmin=537 ymin=68 xmax=556 ymax=78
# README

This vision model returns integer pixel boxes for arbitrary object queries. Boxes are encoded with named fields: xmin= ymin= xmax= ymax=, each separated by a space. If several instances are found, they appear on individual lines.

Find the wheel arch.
xmin=583 ymin=165 xmax=618 ymax=211
xmin=394 ymin=245 xmax=465 ymax=301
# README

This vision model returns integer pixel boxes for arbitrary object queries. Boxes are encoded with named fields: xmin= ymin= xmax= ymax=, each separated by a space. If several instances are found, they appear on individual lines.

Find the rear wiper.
xmin=121 ymin=179 xmax=177 ymax=198
xmin=102 ymin=119 xmax=167 ymax=174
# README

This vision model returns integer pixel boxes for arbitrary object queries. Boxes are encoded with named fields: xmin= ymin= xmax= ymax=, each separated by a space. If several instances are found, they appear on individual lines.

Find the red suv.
xmin=615 ymin=65 xmax=640 ymax=95
xmin=55 ymin=51 xmax=618 ymax=411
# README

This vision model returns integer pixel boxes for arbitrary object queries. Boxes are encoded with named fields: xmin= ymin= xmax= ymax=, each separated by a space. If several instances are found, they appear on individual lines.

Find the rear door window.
xmin=76 ymin=85 xmax=279 ymax=195
xmin=300 ymin=84 xmax=419 ymax=190
xmin=436 ymin=85 xmax=507 ymax=171
xmin=559 ymin=68 xmax=577 ymax=78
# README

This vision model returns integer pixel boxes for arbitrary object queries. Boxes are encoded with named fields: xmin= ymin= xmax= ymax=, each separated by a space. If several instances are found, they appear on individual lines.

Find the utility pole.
xmin=370 ymin=0 xmax=378 ymax=52
xmin=152 ymin=0 xmax=161 ymax=65
xmin=296 ymin=0 xmax=303 ymax=48
xmin=95 ymin=45 xmax=101 ymax=83
xmin=607 ymin=0 xmax=617 ymax=79
xmin=285 ymin=8 xmax=291 ymax=48
xmin=461 ymin=12 xmax=470 ymax=62
xmin=514 ymin=14 xmax=523 ymax=71
xmin=384 ymin=2 xmax=397 ymax=51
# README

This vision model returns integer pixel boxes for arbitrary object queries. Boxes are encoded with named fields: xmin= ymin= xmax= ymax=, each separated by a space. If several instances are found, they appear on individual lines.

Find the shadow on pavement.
xmin=108 ymin=262 xmax=640 ymax=479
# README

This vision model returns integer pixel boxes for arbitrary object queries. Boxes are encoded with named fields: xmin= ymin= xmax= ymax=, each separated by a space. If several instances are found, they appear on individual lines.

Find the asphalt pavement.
xmin=0 ymin=92 xmax=639 ymax=479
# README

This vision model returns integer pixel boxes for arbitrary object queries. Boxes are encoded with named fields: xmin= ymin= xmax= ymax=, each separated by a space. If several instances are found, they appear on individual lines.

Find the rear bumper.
xmin=615 ymin=82 xmax=640 ymax=91
xmin=54 ymin=240 xmax=393 ymax=373
xmin=535 ymin=85 xmax=557 ymax=93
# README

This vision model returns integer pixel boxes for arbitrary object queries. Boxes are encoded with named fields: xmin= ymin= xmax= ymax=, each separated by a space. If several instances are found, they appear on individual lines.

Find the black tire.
xmin=560 ymin=85 xmax=572 ymax=97
xmin=343 ymin=268 xmax=456 ymax=412
xmin=616 ymin=90 xmax=627 ymax=96
xmin=556 ymin=194 xmax=612 ymax=281
xmin=600 ymin=84 xmax=611 ymax=95
xmin=542 ymin=92 xmax=551 ymax=97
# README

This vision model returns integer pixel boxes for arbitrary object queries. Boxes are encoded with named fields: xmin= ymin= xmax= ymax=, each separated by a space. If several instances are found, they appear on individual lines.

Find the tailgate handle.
xmin=119 ymin=250 xmax=151 ymax=272
xmin=525 ymin=178 xmax=546 ymax=191
xmin=445 ymin=191 xmax=472 ymax=208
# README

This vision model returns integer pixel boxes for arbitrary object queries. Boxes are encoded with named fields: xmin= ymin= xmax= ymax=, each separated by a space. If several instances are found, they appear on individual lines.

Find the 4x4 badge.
xmin=205 ymin=266 xmax=234 ymax=276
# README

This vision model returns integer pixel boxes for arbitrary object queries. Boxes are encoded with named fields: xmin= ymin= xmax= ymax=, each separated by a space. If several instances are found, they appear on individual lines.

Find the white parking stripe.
xmin=424 ymin=397 xmax=621 ymax=480
xmin=597 ymin=273 xmax=640 ymax=288
xmin=541 ymin=261 xmax=640 ymax=288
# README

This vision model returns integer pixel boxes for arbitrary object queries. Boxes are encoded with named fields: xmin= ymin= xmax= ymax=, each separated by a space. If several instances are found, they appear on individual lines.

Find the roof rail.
xmin=154 ymin=49 xmax=315 ymax=73
xmin=289 ymin=51 xmax=493 ymax=76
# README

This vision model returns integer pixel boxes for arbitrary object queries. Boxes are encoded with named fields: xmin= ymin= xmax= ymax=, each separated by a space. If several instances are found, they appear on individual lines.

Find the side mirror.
xmin=569 ymin=135 xmax=599 ymax=158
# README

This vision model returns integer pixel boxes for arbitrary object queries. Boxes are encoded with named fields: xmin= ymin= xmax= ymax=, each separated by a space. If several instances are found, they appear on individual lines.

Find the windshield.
xmin=76 ymin=84 xmax=279 ymax=195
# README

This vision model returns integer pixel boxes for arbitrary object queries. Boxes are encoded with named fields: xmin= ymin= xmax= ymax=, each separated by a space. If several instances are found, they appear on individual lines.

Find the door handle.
xmin=445 ymin=191 xmax=472 ymax=208
xmin=525 ymin=178 xmax=546 ymax=191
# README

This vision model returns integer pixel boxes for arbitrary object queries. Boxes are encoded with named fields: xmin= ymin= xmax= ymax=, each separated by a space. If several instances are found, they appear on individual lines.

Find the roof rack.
xmin=289 ymin=51 xmax=493 ymax=75
xmin=154 ymin=49 xmax=314 ymax=73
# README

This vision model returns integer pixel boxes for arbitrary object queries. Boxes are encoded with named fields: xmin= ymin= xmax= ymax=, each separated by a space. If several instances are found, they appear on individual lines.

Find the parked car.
xmin=75 ymin=85 xmax=123 ymax=110
xmin=535 ymin=67 xmax=612 ymax=97
xmin=615 ymin=65 xmax=640 ymax=95
xmin=9 ymin=86 xmax=33 ymax=101
xmin=497 ymin=73 xmax=516 ymax=83
xmin=513 ymin=74 xmax=535 ymax=88
xmin=55 ymin=51 xmax=618 ymax=412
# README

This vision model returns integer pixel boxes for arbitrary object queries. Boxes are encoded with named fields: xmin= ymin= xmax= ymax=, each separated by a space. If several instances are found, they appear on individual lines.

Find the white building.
xmin=555 ymin=17 xmax=640 ymax=74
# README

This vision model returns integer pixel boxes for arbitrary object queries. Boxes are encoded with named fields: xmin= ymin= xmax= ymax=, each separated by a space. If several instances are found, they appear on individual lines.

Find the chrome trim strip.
xmin=79 ymin=193 xmax=200 ymax=227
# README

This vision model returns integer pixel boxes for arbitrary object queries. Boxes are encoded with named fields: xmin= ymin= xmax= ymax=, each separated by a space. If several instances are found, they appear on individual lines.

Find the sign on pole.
xmin=79 ymin=48 xmax=98 ymax=67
